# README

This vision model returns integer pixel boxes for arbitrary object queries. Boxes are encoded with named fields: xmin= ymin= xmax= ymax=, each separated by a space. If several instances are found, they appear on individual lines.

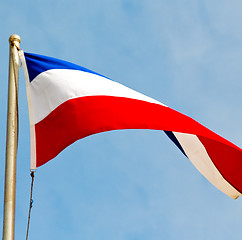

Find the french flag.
xmin=20 ymin=51 xmax=242 ymax=199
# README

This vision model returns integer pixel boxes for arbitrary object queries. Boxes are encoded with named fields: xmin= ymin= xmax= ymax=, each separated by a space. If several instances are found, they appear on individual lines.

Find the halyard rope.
xmin=26 ymin=171 xmax=35 ymax=240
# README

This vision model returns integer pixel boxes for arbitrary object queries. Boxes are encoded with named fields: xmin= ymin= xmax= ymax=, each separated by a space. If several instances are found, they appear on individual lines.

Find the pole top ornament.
xmin=9 ymin=34 xmax=21 ymax=46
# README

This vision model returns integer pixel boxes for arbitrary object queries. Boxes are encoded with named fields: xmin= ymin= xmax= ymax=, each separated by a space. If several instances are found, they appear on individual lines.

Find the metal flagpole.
xmin=2 ymin=34 xmax=21 ymax=240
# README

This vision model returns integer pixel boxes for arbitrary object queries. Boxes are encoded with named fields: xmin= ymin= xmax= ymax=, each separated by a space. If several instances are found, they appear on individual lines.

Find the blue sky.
xmin=1 ymin=1 xmax=242 ymax=239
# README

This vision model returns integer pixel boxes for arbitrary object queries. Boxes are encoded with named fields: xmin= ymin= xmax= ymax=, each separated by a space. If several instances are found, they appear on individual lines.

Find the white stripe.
xmin=173 ymin=132 xmax=241 ymax=199
xmin=19 ymin=50 xmax=37 ymax=170
xmin=30 ymin=69 xmax=164 ymax=124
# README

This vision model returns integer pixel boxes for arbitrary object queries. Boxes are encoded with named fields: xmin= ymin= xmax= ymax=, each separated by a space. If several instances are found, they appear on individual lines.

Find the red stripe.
xmin=35 ymin=96 xmax=242 ymax=192
xmin=198 ymin=136 xmax=242 ymax=193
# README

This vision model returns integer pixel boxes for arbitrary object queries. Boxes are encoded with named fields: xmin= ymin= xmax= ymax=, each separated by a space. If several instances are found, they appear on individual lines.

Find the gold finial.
xmin=9 ymin=34 xmax=21 ymax=44
xmin=9 ymin=34 xmax=21 ymax=50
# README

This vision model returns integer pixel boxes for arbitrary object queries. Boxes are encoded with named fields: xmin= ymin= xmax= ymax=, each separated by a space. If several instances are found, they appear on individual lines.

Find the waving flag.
xmin=20 ymin=51 xmax=242 ymax=199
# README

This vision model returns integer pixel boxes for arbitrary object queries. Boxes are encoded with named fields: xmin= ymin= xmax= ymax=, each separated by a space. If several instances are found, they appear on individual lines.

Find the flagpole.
xmin=2 ymin=34 xmax=21 ymax=240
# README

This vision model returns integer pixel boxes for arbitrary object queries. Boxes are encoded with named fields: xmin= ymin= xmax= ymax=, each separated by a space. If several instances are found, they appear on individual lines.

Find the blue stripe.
xmin=164 ymin=131 xmax=187 ymax=157
xmin=24 ymin=52 xmax=108 ymax=82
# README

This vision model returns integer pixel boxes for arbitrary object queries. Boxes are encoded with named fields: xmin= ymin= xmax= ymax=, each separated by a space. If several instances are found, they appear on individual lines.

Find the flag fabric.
xmin=20 ymin=51 xmax=242 ymax=199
